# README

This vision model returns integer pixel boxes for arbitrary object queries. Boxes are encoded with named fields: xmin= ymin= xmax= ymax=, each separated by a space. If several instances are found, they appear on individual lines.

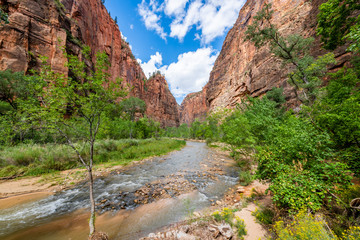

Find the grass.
xmin=0 ymin=138 xmax=186 ymax=178
xmin=252 ymin=206 xmax=274 ymax=225
xmin=238 ymin=171 xmax=253 ymax=186
xmin=212 ymin=208 xmax=247 ymax=239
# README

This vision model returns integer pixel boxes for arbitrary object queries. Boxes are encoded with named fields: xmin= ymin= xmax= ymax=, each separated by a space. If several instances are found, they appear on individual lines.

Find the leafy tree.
xmin=0 ymin=70 xmax=48 ymax=144
xmin=317 ymin=0 xmax=360 ymax=50
xmin=256 ymin=114 xmax=352 ymax=211
xmin=120 ymin=97 xmax=146 ymax=138
xmin=245 ymin=3 xmax=336 ymax=104
xmin=177 ymin=123 xmax=190 ymax=138
xmin=265 ymin=87 xmax=286 ymax=108
xmin=241 ymin=95 xmax=284 ymax=144
xmin=222 ymin=111 xmax=255 ymax=156
xmin=22 ymin=46 xmax=126 ymax=236
xmin=120 ymin=97 xmax=146 ymax=121
xmin=190 ymin=119 xmax=206 ymax=139
xmin=346 ymin=19 xmax=360 ymax=53
xmin=164 ymin=123 xmax=191 ymax=138
xmin=311 ymin=66 xmax=360 ymax=175
xmin=0 ymin=70 xmax=30 ymax=111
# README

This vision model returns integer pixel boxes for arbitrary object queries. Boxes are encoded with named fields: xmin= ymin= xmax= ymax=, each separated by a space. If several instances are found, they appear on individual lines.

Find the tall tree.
xmin=317 ymin=0 xmax=360 ymax=50
xmin=120 ymin=97 xmax=146 ymax=138
xmin=0 ymin=70 xmax=30 ymax=111
xmin=22 ymin=46 xmax=126 ymax=237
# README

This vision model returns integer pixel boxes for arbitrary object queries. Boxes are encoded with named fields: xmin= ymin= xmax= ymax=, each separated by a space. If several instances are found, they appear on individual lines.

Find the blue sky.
xmin=104 ymin=0 xmax=246 ymax=104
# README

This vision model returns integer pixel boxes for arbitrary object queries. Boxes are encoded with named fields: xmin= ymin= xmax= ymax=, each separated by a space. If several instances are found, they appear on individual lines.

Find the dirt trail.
xmin=235 ymin=203 xmax=267 ymax=240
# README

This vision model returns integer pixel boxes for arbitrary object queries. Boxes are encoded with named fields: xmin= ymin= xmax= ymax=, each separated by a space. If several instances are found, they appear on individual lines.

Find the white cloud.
xmin=138 ymin=0 xmax=167 ymax=40
xmin=130 ymin=24 xmax=134 ymax=30
xmin=170 ymin=0 xmax=245 ymax=44
xmin=169 ymin=0 xmax=203 ymax=42
xmin=121 ymin=33 xmax=127 ymax=42
xmin=140 ymin=48 xmax=218 ymax=101
xmin=139 ymin=0 xmax=244 ymax=44
xmin=138 ymin=52 xmax=163 ymax=77
xmin=164 ymin=48 xmax=218 ymax=99
xmin=164 ymin=0 xmax=189 ymax=16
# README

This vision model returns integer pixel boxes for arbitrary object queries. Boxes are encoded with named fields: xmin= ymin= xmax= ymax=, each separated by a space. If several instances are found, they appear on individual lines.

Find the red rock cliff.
xmin=179 ymin=89 xmax=208 ymax=125
xmin=0 ymin=0 xmax=179 ymax=127
xmin=180 ymin=0 xmax=350 ymax=123
xmin=143 ymin=74 xmax=180 ymax=128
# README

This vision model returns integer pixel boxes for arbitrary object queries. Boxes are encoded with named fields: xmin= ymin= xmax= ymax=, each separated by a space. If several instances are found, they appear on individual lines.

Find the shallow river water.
xmin=0 ymin=141 xmax=239 ymax=240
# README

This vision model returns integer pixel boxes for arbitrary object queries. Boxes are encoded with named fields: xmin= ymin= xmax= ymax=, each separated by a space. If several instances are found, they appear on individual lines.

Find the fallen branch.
xmin=0 ymin=174 xmax=23 ymax=180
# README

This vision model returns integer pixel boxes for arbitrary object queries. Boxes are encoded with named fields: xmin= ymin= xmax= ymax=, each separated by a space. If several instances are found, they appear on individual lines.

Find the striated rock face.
xmin=0 ymin=0 xmax=179 ymax=127
xmin=180 ymin=0 xmax=351 ymax=122
xmin=179 ymin=89 xmax=208 ymax=125
xmin=143 ymin=74 xmax=180 ymax=128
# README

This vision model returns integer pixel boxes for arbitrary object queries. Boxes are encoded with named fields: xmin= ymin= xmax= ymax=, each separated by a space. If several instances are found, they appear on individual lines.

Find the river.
xmin=0 ymin=141 xmax=239 ymax=239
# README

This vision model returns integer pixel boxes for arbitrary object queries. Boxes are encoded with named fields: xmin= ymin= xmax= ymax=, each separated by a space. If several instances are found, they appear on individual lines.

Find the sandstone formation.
xmin=0 ymin=0 xmax=179 ymax=127
xmin=180 ymin=0 xmax=351 ymax=123
xmin=143 ymin=74 xmax=180 ymax=128
xmin=179 ymin=89 xmax=208 ymax=125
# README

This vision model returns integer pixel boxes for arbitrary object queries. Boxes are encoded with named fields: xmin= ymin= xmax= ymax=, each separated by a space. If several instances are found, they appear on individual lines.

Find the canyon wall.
xmin=143 ymin=74 xmax=180 ymax=128
xmin=180 ymin=0 xmax=351 ymax=123
xmin=0 ymin=0 xmax=179 ymax=127
xmin=179 ymin=89 xmax=208 ymax=125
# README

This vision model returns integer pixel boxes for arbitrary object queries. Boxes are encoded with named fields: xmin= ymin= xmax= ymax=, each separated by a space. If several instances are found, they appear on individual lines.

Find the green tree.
xmin=222 ymin=111 xmax=255 ymax=156
xmin=120 ymin=97 xmax=146 ymax=138
xmin=0 ymin=70 xmax=47 ymax=144
xmin=317 ymin=0 xmax=360 ymax=50
xmin=22 ymin=46 xmax=126 ymax=236
xmin=256 ymin=115 xmax=352 ymax=211
xmin=346 ymin=20 xmax=360 ymax=53
xmin=0 ymin=70 xmax=31 ymax=111
xmin=310 ymin=66 xmax=360 ymax=175
xmin=190 ymin=119 xmax=206 ymax=139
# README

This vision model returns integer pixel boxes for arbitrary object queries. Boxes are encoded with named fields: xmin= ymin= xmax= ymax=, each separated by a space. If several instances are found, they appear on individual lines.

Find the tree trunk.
xmin=130 ymin=124 xmax=133 ymax=139
xmin=87 ymin=167 xmax=96 ymax=236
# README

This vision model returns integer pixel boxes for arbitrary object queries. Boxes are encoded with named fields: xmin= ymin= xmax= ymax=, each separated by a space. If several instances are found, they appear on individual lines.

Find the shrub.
xmin=239 ymin=171 xmax=253 ymax=186
xmin=212 ymin=208 xmax=247 ymax=239
xmin=212 ymin=208 xmax=234 ymax=224
xmin=274 ymin=210 xmax=336 ymax=240
xmin=274 ymin=210 xmax=360 ymax=240
xmin=234 ymin=216 xmax=247 ymax=239
xmin=252 ymin=207 xmax=274 ymax=225
xmin=341 ymin=226 xmax=360 ymax=240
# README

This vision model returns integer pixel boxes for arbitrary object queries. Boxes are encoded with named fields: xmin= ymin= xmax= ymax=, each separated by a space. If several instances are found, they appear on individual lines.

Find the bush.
xmin=212 ymin=208 xmax=234 ymax=224
xmin=239 ymin=171 xmax=253 ymax=186
xmin=274 ymin=210 xmax=336 ymax=240
xmin=274 ymin=210 xmax=360 ymax=240
xmin=234 ymin=216 xmax=247 ymax=239
xmin=341 ymin=226 xmax=360 ymax=240
xmin=212 ymin=208 xmax=247 ymax=239
xmin=252 ymin=207 xmax=274 ymax=225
